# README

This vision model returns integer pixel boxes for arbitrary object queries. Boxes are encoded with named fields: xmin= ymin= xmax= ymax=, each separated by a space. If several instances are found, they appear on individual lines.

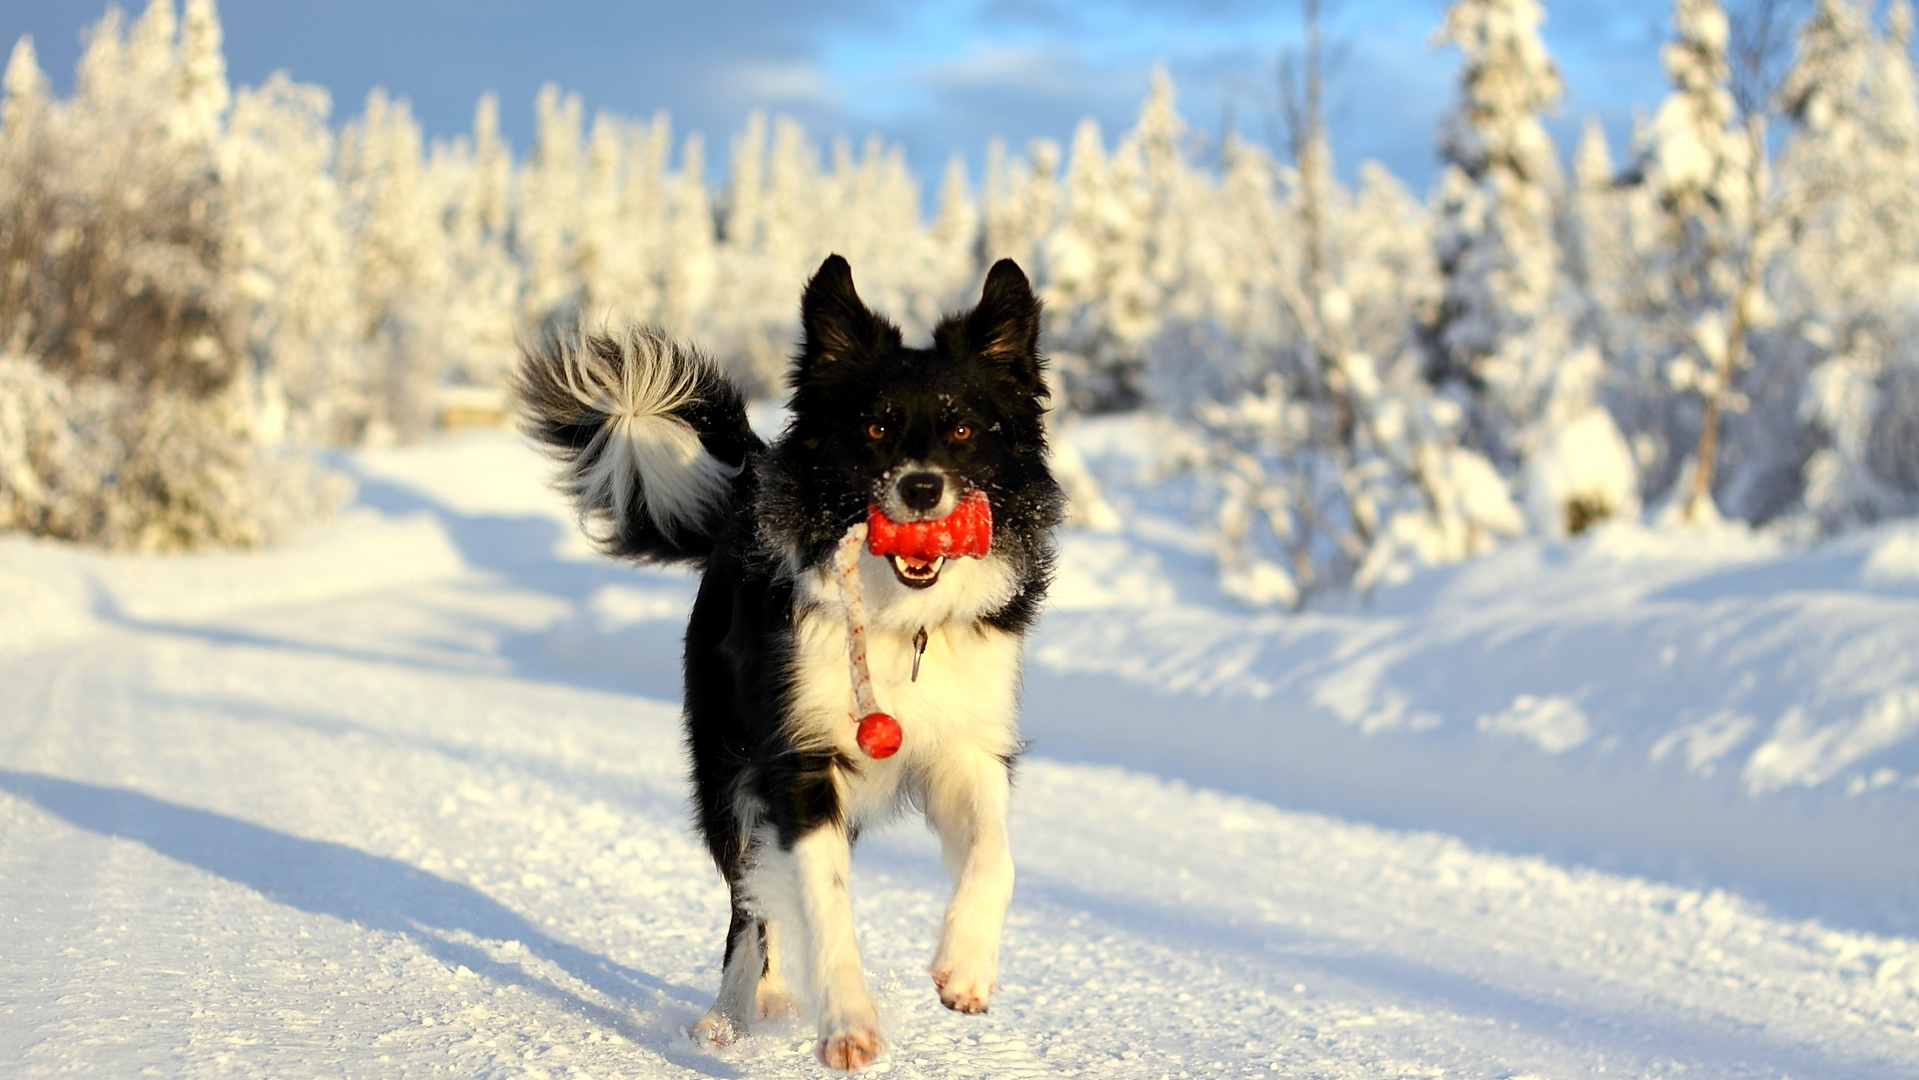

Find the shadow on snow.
xmin=0 ymin=769 xmax=737 ymax=1078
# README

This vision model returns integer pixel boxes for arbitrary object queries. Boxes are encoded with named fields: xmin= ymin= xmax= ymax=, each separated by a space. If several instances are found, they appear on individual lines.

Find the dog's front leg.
xmin=925 ymin=749 xmax=1014 ymax=1014
xmin=791 ymin=823 xmax=882 ymax=1071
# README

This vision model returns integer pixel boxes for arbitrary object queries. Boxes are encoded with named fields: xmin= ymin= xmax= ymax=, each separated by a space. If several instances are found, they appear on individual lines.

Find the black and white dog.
xmin=516 ymin=255 xmax=1063 ymax=1071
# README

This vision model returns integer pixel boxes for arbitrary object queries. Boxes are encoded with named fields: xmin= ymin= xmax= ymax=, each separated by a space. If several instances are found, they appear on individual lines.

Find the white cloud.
xmin=725 ymin=59 xmax=839 ymax=108
xmin=916 ymin=44 xmax=1089 ymax=100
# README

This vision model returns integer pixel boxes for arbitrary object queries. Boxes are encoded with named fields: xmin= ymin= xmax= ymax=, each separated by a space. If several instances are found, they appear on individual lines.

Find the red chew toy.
xmin=866 ymin=489 xmax=993 ymax=560
xmin=856 ymin=712 xmax=902 ymax=759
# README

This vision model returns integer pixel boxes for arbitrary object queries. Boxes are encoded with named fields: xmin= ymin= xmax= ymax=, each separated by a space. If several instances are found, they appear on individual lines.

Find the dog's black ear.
xmin=800 ymin=254 xmax=897 ymax=371
xmin=964 ymin=259 xmax=1043 ymax=386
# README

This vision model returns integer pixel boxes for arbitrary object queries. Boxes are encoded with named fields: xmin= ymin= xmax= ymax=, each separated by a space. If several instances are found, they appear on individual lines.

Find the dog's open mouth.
xmin=890 ymin=554 xmax=945 ymax=589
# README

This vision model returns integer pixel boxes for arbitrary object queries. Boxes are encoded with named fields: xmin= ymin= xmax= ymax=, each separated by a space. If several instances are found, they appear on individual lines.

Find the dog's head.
xmin=764 ymin=254 xmax=1055 ymax=595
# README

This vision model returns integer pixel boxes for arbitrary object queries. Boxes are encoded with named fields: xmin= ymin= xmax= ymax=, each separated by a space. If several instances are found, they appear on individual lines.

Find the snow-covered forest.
xmin=4 ymin=0 xmax=1919 ymax=603
xmin=7 ymin=6 xmax=1919 ymax=1076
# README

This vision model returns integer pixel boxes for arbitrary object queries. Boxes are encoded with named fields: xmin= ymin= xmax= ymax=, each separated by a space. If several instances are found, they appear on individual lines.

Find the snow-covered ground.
xmin=3 ymin=423 xmax=1918 ymax=1079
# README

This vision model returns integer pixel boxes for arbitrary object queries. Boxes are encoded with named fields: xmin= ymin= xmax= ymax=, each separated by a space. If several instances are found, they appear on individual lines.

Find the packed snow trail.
xmin=0 ymin=433 xmax=1916 ymax=1078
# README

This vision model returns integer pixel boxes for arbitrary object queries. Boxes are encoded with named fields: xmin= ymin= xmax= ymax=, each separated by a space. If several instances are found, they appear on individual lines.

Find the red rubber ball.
xmin=856 ymin=712 xmax=902 ymax=759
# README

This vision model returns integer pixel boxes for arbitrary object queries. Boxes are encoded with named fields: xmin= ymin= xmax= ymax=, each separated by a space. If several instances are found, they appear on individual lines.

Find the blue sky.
xmin=10 ymin=0 xmax=1677 ymax=190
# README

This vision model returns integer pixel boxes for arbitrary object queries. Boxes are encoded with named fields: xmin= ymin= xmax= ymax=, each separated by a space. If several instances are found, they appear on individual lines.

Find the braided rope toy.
xmin=832 ymin=490 xmax=995 ymax=759
xmin=833 ymin=524 xmax=900 ymax=758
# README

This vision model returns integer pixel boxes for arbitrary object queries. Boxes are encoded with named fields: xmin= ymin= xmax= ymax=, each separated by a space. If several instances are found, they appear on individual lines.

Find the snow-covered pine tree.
xmin=697 ymin=113 xmax=963 ymax=390
xmin=823 ymin=133 xmax=927 ymax=332
xmin=707 ymin=112 xmax=810 ymax=389
xmin=1565 ymin=118 xmax=1623 ymax=320
xmin=1123 ymin=66 xmax=1186 ymax=340
xmin=1162 ymin=148 xmax=1524 ymax=603
xmin=1042 ymin=70 xmax=1194 ymax=412
xmin=659 ymin=130 xmax=716 ymax=335
xmin=1043 ymin=106 xmax=1162 ymax=411
xmin=1631 ymin=0 xmax=1789 ymax=523
xmin=517 ymin=84 xmax=585 ymax=329
xmin=221 ymin=72 xmax=360 ymax=444
xmin=574 ymin=110 xmax=628 ymax=323
xmin=1569 ymin=117 xmax=1674 ymax=504
xmin=953 ymin=136 xmax=1113 ymax=529
xmin=1427 ymin=0 xmax=1569 ymax=470
xmin=0 ymin=35 xmax=100 ymax=534
xmin=618 ymin=111 xmax=675 ymax=325
xmin=0 ymin=349 xmax=96 ymax=537
xmin=1 ymin=41 xmax=95 ymax=536
xmin=570 ymin=109 xmax=671 ymax=330
xmin=1782 ymin=0 xmax=1919 ymax=527
xmin=1044 ymin=118 xmax=1120 ymax=410
xmin=469 ymin=92 xmax=512 ymax=240
xmin=173 ymin=0 xmax=227 ymax=148
xmin=926 ymin=152 xmax=983 ymax=314
xmin=758 ymin=116 xmax=820 ymax=316
xmin=983 ymin=136 xmax=1062 ymax=279
xmin=338 ymin=88 xmax=449 ymax=441
xmin=43 ymin=0 xmax=232 ymax=393
xmin=433 ymin=93 xmax=522 ymax=394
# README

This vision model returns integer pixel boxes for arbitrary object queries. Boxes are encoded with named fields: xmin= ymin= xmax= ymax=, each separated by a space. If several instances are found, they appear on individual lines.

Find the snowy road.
xmin=3 ymin=435 xmax=1918 ymax=1078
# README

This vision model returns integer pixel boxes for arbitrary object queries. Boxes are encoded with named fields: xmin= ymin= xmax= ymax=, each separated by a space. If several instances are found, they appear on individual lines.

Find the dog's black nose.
xmin=897 ymin=472 xmax=944 ymax=512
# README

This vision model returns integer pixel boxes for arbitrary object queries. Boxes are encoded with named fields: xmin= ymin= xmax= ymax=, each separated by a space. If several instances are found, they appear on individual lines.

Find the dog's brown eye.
xmin=865 ymin=422 xmax=887 ymax=441
xmin=951 ymin=423 xmax=973 ymax=442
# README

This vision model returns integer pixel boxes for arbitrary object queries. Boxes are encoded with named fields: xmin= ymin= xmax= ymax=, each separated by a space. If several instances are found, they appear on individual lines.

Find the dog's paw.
xmin=930 ymin=958 xmax=995 ymax=1015
xmin=815 ymin=1021 xmax=883 ymax=1072
xmin=690 ymin=1009 xmax=744 ymax=1049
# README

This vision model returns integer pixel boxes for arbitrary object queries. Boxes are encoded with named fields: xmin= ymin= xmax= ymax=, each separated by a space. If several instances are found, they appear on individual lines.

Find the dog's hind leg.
xmin=754 ymin=917 xmax=799 ymax=1020
xmin=691 ymin=899 xmax=762 ymax=1048
xmin=924 ymin=748 xmax=1015 ymax=1015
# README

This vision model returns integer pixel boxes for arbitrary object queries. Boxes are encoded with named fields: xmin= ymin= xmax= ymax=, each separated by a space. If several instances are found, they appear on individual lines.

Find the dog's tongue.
xmin=866 ymin=489 xmax=992 ymax=561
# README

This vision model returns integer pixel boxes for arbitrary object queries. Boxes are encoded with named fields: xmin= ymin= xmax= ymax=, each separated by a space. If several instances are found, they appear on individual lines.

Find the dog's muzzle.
xmin=869 ymin=467 xmax=990 ymax=590
xmin=879 ymin=464 xmax=961 ymax=523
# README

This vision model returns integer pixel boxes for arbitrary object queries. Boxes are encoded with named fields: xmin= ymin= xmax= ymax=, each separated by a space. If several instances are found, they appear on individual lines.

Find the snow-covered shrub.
xmin=1142 ymin=130 xmax=1519 ymax=604
xmin=0 ymin=353 xmax=99 ymax=536
xmin=1523 ymin=405 xmax=1640 ymax=537
xmin=1800 ymin=322 xmax=1919 ymax=527
xmin=0 ymin=1 xmax=346 ymax=549
xmin=2 ymin=5 xmax=235 ymax=398
xmin=87 ymin=386 xmax=349 ymax=551
xmin=0 ymin=352 xmax=345 ymax=550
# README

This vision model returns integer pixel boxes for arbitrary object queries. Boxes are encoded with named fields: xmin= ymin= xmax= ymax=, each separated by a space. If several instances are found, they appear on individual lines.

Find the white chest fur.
xmin=787 ymin=554 xmax=1024 ymax=827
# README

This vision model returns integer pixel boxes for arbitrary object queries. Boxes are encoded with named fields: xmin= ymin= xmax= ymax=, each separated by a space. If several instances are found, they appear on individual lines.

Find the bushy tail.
xmin=515 ymin=325 xmax=759 ymax=565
